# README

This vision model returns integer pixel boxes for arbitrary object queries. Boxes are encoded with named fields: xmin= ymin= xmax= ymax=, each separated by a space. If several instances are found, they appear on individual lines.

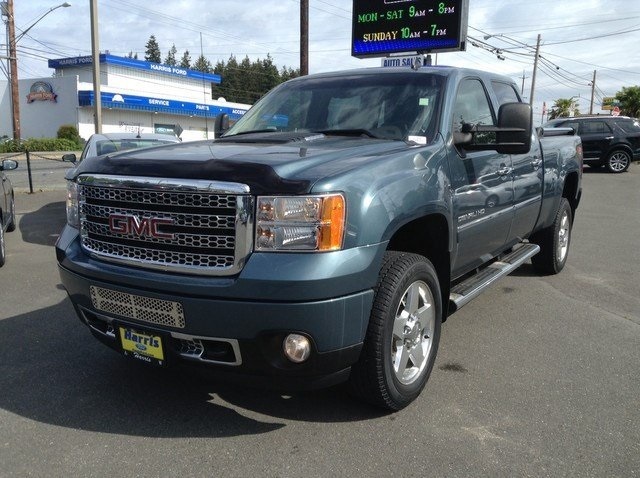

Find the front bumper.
xmin=57 ymin=227 xmax=385 ymax=387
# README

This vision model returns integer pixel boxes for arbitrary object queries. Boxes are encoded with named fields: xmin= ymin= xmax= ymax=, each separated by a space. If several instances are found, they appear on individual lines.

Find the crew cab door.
xmin=491 ymin=81 xmax=543 ymax=241
xmin=449 ymin=78 xmax=514 ymax=277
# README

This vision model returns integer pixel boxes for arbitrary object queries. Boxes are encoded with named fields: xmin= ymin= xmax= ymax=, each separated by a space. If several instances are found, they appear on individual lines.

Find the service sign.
xmin=352 ymin=0 xmax=469 ymax=58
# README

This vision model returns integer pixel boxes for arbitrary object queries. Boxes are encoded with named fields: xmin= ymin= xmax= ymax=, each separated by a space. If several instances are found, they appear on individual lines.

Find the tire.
xmin=531 ymin=198 xmax=572 ymax=274
xmin=605 ymin=150 xmax=631 ymax=173
xmin=349 ymin=251 xmax=442 ymax=410
xmin=6 ymin=195 xmax=16 ymax=232
xmin=0 ymin=225 xmax=5 ymax=267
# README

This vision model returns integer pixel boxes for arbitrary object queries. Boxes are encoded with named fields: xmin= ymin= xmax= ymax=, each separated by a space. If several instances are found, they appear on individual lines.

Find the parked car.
xmin=544 ymin=116 xmax=640 ymax=173
xmin=1 ymin=159 xmax=18 ymax=267
xmin=62 ymin=133 xmax=181 ymax=163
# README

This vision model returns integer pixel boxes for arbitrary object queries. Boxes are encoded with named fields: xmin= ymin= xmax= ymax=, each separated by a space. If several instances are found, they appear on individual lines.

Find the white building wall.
xmin=20 ymin=76 xmax=79 ymax=139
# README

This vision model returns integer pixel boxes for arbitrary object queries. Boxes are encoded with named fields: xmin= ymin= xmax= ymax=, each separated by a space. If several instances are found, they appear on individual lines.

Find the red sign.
xmin=612 ymin=106 xmax=620 ymax=116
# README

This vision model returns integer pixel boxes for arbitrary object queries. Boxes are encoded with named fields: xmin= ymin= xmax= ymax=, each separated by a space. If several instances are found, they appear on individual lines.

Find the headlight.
xmin=66 ymin=180 xmax=80 ymax=228
xmin=256 ymin=194 xmax=345 ymax=251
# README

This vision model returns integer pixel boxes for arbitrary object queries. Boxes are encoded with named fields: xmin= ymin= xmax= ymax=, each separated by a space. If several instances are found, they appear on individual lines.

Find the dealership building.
xmin=0 ymin=54 xmax=250 ymax=142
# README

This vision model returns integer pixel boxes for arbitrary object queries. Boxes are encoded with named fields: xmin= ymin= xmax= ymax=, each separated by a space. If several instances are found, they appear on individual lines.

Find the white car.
xmin=62 ymin=133 xmax=180 ymax=163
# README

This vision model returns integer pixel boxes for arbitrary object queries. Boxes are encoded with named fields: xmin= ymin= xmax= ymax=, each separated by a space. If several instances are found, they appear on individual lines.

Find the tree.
xmin=193 ymin=54 xmax=213 ymax=73
xmin=144 ymin=35 xmax=161 ymax=63
xmin=615 ymin=86 xmax=640 ymax=117
xmin=126 ymin=51 xmax=138 ymax=60
xmin=211 ymin=54 xmax=300 ymax=104
xmin=548 ymin=98 xmax=580 ymax=120
xmin=180 ymin=50 xmax=191 ymax=69
xmin=165 ymin=43 xmax=177 ymax=66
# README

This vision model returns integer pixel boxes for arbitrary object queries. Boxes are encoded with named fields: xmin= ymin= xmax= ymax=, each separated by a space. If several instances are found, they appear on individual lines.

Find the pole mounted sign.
xmin=352 ymin=0 xmax=469 ymax=58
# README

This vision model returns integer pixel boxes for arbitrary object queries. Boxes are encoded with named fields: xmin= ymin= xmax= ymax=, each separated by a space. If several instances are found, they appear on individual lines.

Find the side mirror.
xmin=1 ymin=159 xmax=18 ymax=171
xmin=495 ymin=102 xmax=532 ymax=155
xmin=461 ymin=102 xmax=533 ymax=155
xmin=62 ymin=153 xmax=77 ymax=164
xmin=214 ymin=113 xmax=230 ymax=138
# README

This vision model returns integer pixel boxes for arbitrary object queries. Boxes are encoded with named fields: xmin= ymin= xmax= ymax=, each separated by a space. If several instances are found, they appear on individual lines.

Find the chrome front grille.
xmin=77 ymin=175 xmax=253 ymax=275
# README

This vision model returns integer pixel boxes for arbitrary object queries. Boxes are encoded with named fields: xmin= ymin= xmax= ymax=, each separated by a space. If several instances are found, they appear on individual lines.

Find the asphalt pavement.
xmin=0 ymin=164 xmax=638 ymax=477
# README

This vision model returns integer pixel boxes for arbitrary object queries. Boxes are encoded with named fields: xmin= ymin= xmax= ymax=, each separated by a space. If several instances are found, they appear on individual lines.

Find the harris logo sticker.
xmin=27 ymin=81 xmax=57 ymax=103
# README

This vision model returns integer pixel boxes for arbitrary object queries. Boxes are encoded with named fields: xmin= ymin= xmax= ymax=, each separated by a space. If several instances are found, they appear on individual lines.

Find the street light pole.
xmin=5 ymin=1 xmax=71 ymax=140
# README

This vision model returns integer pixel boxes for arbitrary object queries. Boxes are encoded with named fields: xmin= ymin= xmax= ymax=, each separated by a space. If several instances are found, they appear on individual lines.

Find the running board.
xmin=449 ymin=243 xmax=540 ymax=313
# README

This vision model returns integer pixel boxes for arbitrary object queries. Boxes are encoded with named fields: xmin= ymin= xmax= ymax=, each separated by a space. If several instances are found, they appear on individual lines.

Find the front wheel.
xmin=531 ymin=198 xmax=572 ymax=274
xmin=349 ymin=252 xmax=442 ymax=410
xmin=606 ymin=150 xmax=631 ymax=173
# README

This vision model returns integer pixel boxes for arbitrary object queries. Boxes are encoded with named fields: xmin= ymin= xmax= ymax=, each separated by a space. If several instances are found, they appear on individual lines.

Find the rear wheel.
xmin=6 ymin=195 xmax=16 ymax=232
xmin=0 ymin=225 xmax=5 ymax=267
xmin=349 ymin=252 xmax=442 ymax=410
xmin=531 ymin=198 xmax=572 ymax=274
xmin=606 ymin=150 xmax=631 ymax=173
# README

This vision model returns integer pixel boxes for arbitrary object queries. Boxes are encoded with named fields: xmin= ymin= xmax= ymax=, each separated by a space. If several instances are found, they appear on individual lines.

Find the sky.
xmin=5 ymin=0 xmax=640 ymax=121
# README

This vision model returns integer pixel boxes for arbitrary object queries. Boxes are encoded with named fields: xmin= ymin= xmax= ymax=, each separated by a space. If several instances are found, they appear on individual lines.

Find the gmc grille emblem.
xmin=108 ymin=214 xmax=175 ymax=240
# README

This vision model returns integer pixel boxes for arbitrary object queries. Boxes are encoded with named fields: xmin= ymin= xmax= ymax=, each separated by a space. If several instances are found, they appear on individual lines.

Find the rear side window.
xmin=615 ymin=119 xmax=640 ymax=133
xmin=491 ymin=81 xmax=521 ymax=105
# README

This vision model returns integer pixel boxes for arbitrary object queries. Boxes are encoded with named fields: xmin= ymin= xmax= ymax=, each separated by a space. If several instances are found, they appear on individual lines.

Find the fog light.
xmin=283 ymin=334 xmax=311 ymax=363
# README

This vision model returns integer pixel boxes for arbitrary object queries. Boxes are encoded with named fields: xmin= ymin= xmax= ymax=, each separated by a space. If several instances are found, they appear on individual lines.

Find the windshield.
xmin=226 ymin=72 xmax=444 ymax=142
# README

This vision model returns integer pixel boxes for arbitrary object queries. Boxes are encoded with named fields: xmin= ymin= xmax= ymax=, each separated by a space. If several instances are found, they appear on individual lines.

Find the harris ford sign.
xmin=48 ymin=54 xmax=221 ymax=84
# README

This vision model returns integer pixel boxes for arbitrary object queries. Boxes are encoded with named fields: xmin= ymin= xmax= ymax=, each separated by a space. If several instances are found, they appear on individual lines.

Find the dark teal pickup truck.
xmin=57 ymin=66 xmax=582 ymax=410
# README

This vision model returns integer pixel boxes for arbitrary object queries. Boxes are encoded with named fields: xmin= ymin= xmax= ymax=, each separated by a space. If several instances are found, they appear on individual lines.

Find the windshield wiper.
xmin=315 ymin=129 xmax=379 ymax=139
xmin=222 ymin=129 xmax=279 ymax=137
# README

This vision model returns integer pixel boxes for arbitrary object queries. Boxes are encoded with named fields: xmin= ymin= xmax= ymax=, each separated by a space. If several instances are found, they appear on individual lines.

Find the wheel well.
xmin=387 ymin=214 xmax=451 ymax=318
xmin=605 ymin=145 xmax=633 ymax=159
xmin=562 ymin=171 xmax=581 ymax=218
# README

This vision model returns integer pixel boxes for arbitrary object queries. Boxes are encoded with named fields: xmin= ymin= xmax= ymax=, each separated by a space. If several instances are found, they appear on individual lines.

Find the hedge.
xmin=0 ymin=138 xmax=81 ymax=153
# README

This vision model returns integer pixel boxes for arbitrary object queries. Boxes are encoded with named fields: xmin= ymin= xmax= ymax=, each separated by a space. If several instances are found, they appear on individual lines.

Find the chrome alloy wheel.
xmin=391 ymin=280 xmax=436 ymax=385
xmin=557 ymin=209 xmax=571 ymax=264
xmin=608 ymin=151 xmax=630 ymax=173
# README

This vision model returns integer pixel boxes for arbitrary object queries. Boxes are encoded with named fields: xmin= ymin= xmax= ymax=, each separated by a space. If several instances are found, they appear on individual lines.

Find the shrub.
xmin=57 ymin=125 xmax=82 ymax=147
xmin=23 ymin=138 xmax=79 ymax=151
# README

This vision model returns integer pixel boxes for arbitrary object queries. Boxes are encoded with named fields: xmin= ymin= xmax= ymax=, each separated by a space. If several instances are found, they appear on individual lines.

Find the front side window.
xmin=580 ymin=121 xmax=611 ymax=134
xmin=452 ymin=79 xmax=496 ymax=133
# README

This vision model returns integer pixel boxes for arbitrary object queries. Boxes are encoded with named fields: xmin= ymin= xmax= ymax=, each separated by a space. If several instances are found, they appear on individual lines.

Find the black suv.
xmin=544 ymin=116 xmax=640 ymax=173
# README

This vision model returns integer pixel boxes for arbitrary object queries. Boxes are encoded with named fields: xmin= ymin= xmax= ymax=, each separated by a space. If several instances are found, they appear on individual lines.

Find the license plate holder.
xmin=118 ymin=326 xmax=166 ymax=366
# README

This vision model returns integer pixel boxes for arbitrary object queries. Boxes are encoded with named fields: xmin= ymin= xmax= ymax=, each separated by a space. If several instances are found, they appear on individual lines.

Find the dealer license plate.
xmin=119 ymin=327 xmax=165 ymax=365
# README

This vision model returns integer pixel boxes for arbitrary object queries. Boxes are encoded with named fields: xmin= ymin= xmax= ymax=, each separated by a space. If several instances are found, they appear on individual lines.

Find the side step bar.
xmin=449 ymin=243 xmax=540 ymax=313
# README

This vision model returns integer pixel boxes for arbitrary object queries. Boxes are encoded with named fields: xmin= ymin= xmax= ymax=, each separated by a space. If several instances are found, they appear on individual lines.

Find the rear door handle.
xmin=497 ymin=167 xmax=513 ymax=176
xmin=531 ymin=158 xmax=543 ymax=169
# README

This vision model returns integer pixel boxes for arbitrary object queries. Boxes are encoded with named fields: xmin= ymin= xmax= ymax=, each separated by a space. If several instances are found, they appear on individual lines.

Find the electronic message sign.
xmin=352 ymin=0 xmax=469 ymax=58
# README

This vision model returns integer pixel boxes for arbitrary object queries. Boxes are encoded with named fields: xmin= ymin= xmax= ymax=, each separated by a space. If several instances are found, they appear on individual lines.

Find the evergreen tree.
xmin=180 ymin=50 xmax=192 ymax=69
xmin=165 ymin=43 xmax=178 ymax=66
xmin=126 ymin=51 xmax=138 ymax=60
xmin=144 ymin=35 xmax=161 ymax=63
xmin=193 ymin=54 xmax=213 ymax=73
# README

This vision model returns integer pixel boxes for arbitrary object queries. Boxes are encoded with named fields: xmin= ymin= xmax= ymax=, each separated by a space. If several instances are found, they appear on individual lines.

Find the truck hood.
xmin=70 ymin=132 xmax=417 ymax=195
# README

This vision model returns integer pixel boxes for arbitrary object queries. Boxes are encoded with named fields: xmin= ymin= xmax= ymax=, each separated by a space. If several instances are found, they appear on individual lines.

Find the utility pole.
xmin=520 ymin=69 xmax=529 ymax=96
xmin=300 ymin=0 xmax=308 ymax=76
xmin=529 ymin=34 xmax=541 ymax=106
xmin=7 ymin=0 xmax=20 ymax=140
xmin=589 ymin=70 xmax=597 ymax=115
xmin=90 ymin=0 xmax=102 ymax=133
